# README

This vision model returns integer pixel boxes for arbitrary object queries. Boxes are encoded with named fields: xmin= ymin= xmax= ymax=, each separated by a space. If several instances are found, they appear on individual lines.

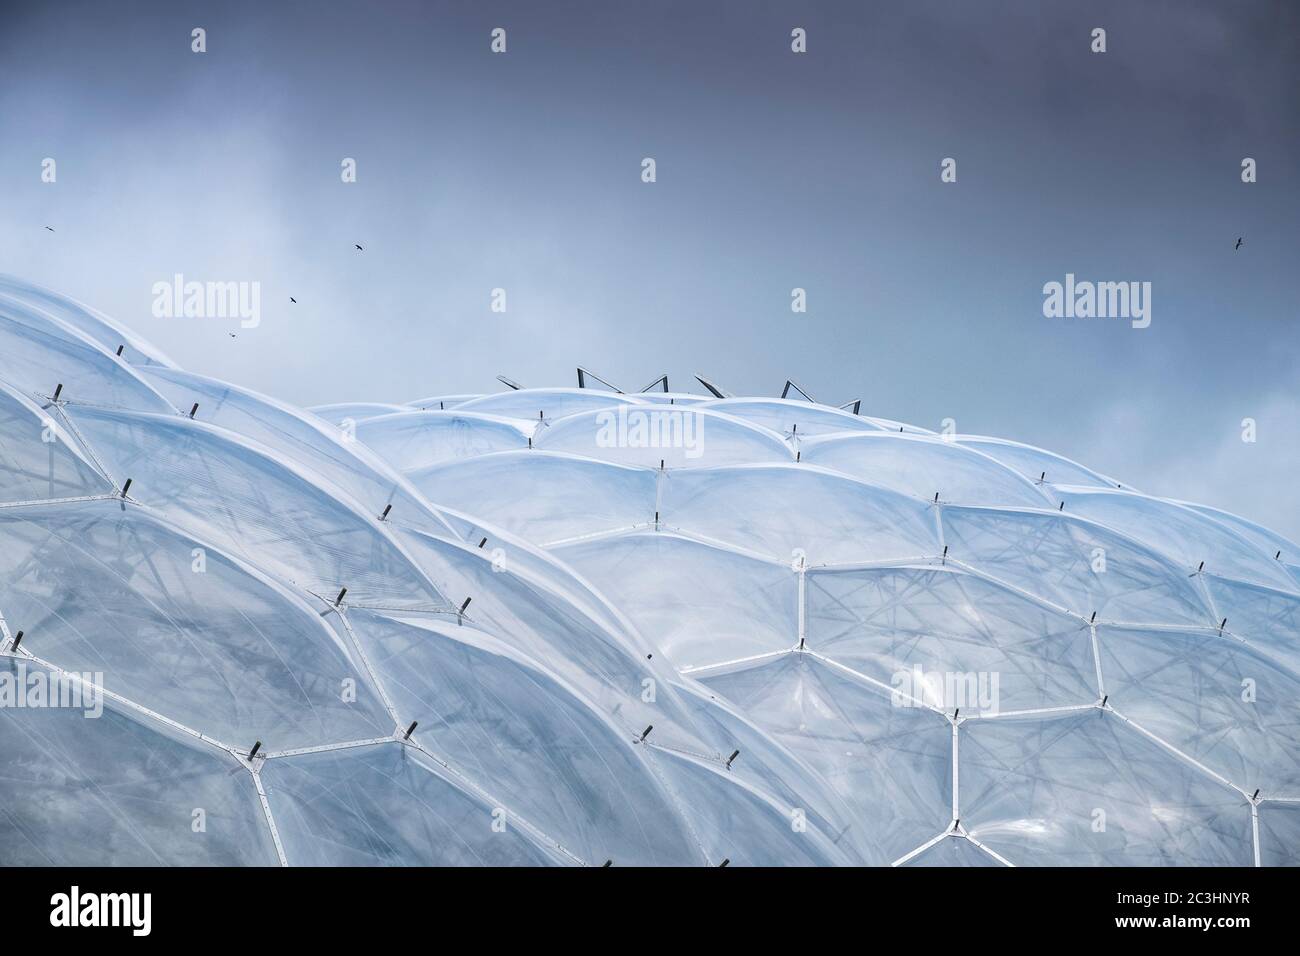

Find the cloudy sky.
xmin=2 ymin=0 xmax=1298 ymax=536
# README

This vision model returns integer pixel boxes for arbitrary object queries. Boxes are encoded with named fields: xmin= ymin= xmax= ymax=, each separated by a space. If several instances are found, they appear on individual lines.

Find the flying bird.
xmin=354 ymin=244 xmax=364 ymax=251
xmin=290 ymin=297 xmax=297 ymax=303
xmin=44 ymin=226 xmax=54 ymax=232
xmin=228 ymin=332 xmax=237 ymax=338
xmin=1235 ymin=237 xmax=1243 ymax=250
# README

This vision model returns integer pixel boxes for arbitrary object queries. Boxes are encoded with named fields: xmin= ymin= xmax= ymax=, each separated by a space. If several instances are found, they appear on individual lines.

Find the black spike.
xmin=248 ymin=740 xmax=262 ymax=761
xmin=726 ymin=749 xmax=739 ymax=769
xmin=1219 ymin=617 xmax=1228 ymax=632
xmin=792 ymin=424 xmax=797 ymax=434
xmin=539 ymin=410 xmax=544 ymax=419
xmin=953 ymin=708 xmax=960 ymax=720
xmin=335 ymin=587 xmax=347 ymax=605
xmin=1090 ymin=611 xmax=1097 ymax=623
xmin=10 ymin=630 xmax=23 ymax=651
xmin=1252 ymin=789 xmax=1260 ymax=801
xmin=1058 ymin=501 xmax=1064 ymax=511
xmin=188 ymin=402 xmax=199 ymax=419
xmin=639 ymin=724 xmax=653 ymax=742
xmin=379 ymin=504 xmax=392 ymax=521
xmin=528 ymin=436 xmax=532 ymax=448
xmin=942 ymin=545 xmax=948 ymax=564
xmin=659 ymin=459 xmax=664 ymax=470
xmin=459 ymin=597 xmax=472 ymax=614
xmin=719 ymin=858 xmax=730 ymax=867
xmin=602 ymin=860 xmax=612 ymax=867
xmin=796 ymin=450 xmax=801 ymax=462
xmin=116 ymin=345 xmax=124 ymax=356
xmin=1101 ymin=695 xmax=1108 ymax=707
xmin=798 ymin=636 xmax=805 ymax=650
xmin=1198 ymin=561 xmax=1204 ymax=573
xmin=120 ymin=478 xmax=133 ymax=498
xmin=52 ymin=383 xmax=63 ymax=402
xmin=477 ymin=537 xmax=487 ymax=548
xmin=934 ymin=492 xmax=939 ymax=503
xmin=1039 ymin=471 xmax=1046 ymax=482
xmin=403 ymin=720 xmax=418 ymax=740
xmin=1276 ymin=551 xmax=1282 ymax=561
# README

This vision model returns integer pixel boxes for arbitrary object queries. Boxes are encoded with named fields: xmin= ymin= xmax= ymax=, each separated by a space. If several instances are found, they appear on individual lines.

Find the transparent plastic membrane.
xmin=260 ymin=744 xmax=562 ymax=866
xmin=702 ymin=654 xmax=953 ymax=864
xmin=456 ymin=387 xmax=640 ymax=421
xmin=957 ymin=436 xmax=1118 ymax=489
xmin=0 ymin=310 xmax=175 ymax=414
xmin=0 ymin=382 xmax=110 ymax=501
xmin=341 ymin=609 xmax=702 ymax=866
xmin=801 ymin=433 xmax=1051 ymax=508
xmin=66 ymin=406 xmax=449 ymax=609
xmin=0 ymin=663 xmax=278 ymax=866
xmin=0 ymin=275 xmax=1294 ymax=866
xmin=804 ymin=566 xmax=1098 ymax=714
xmin=137 ymin=366 xmax=457 ymax=540
xmin=0 ymin=277 xmax=175 ymax=368
xmin=1097 ymin=625 xmax=1300 ymax=793
xmin=0 ymin=500 xmax=392 ymax=749
xmin=940 ymin=506 xmax=1215 ymax=626
xmin=659 ymin=464 xmax=938 ymax=564
xmin=1257 ymin=803 xmax=1300 ymax=865
xmin=357 ymin=410 xmax=529 ymax=471
xmin=408 ymin=450 xmax=656 ymax=545
xmin=696 ymin=397 xmax=885 ymax=437
xmin=308 ymin=402 xmax=411 ymax=425
xmin=537 ymin=407 xmax=793 ymax=469
xmin=555 ymin=531 xmax=799 ymax=669
xmin=959 ymin=711 xmax=1253 ymax=866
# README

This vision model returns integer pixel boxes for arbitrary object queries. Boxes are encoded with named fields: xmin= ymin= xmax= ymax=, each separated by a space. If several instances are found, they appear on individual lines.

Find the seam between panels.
xmin=804 ymin=650 xmax=944 ymax=715
xmin=332 ymin=607 xmax=402 ymax=728
xmin=540 ymin=522 xmax=654 ymax=550
xmin=0 ymin=493 xmax=120 ymax=510
xmin=680 ymin=648 xmax=793 ymax=677
xmin=1107 ymin=707 xmax=1254 ymax=801
xmin=6 ymin=647 xmax=238 ymax=755
xmin=964 ymin=831 xmax=1016 ymax=866
xmin=890 ymin=828 xmax=949 ymax=866
xmin=1251 ymin=803 xmax=1261 ymax=867
xmin=1089 ymin=623 xmax=1106 ymax=699
xmin=405 ymin=739 xmax=587 ymax=867
xmin=251 ymin=771 xmax=289 ymax=866
xmin=51 ymin=403 xmax=118 ymax=488
xmin=951 ymin=719 xmax=960 ymax=826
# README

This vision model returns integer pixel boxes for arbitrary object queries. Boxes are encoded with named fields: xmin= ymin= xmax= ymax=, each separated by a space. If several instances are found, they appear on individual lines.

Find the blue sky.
xmin=3 ymin=0 xmax=1298 ymax=537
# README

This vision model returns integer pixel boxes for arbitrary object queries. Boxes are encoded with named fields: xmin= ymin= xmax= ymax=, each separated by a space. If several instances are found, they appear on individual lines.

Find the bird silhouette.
xmin=1235 ymin=237 xmax=1243 ymax=250
xmin=228 ymin=332 xmax=237 ymax=338
xmin=290 ymin=297 xmax=297 ymax=303
xmin=355 ymin=244 xmax=364 ymax=251
xmin=44 ymin=226 xmax=54 ymax=232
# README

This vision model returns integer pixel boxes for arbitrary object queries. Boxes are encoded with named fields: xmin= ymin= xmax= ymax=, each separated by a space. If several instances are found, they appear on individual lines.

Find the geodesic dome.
xmin=1 ymin=275 xmax=1297 ymax=867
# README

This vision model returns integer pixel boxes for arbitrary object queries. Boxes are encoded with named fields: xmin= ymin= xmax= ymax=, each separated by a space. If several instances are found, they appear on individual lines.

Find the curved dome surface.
xmin=0 ymin=275 xmax=1296 ymax=867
